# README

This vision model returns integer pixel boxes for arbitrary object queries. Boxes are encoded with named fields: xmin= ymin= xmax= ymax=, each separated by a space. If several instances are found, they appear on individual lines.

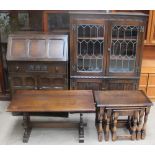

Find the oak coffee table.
xmin=7 ymin=90 xmax=95 ymax=143
xmin=94 ymin=90 xmax=153 ymax=142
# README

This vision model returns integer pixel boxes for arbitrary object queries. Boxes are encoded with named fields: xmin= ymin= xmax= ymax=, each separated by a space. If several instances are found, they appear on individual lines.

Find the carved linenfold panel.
xmin=12 ymin=76 xmax=36 ymax=87
xmin=39 ymin=78 xmax=50 ymax=86
xmin=38 ymin=77 xmax=66 ymax=87
xmin=12 ymin=77 xmax=23 ymax=86
xmin=52 ymin=78 xmax=65 ymax=85
xmin=70 ymin=78 xmax=138 ymax=91
xmin=10 ymin=74 xmax=67 ymax=91
xmin=107 ymin=79 xmax=138 ymax=90
xmin=77 ymin=82 xmax=100 ymax=90
xmin=24 ymin=77 xmax=36 ymax=86
xmin=8 ymin=61 xmax=68 ymax=92
xmin=70 ymin=78 xmax=103 ymax=90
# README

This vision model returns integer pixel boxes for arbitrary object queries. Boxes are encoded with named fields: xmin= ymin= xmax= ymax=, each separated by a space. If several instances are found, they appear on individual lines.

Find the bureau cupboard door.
xmin=10 ymin=74 xmax=37 ymax=92
xmin=38 ymin=75 xmax=68 ymax=90
xmin=70 ymin=19 xmax=108 ymax=77
xmin=107 ymin=21 xmax=145 ymax=76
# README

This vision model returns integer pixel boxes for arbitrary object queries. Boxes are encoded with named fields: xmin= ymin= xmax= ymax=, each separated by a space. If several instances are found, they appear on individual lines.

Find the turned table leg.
xmin=98 ymin=108 xmax=104 ymax=142
xmin=79 ymin=113 xmax=84 ymax=143
xmin=131 ymin=111 xmax=138 ymax=140
xmin=137 ymin=110 xmax=144 ymax=140
xmin=23 ymin=113 xmax=32 ymax=143
xmin=112 ymin=112 xmax=118 ymax=141
xmin=95 ymin=107 xmax=99 ymax=126
xmin=127 ymin=116 xmax=132 ymax=130
xmin=141 ymin=107 xmax=150 ymax=139
xmin=104 ymin=109 xmax=111 ymax=141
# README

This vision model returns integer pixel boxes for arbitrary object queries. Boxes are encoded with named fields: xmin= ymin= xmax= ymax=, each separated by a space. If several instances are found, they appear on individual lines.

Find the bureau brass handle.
xmin=53 ymin=86 xmax=63 ymax=89
xmin=16 ymin=66 xmax=19 ymax=71
xmin=39 ymin=86 xmax=63 ymax=90
xmin=55 ymin=67 xmax=59 ymax=72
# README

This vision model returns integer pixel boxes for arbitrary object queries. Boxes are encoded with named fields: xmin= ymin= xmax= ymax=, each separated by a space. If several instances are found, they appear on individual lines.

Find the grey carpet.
xmin=0 ymin=101 xmax=154 ymax=145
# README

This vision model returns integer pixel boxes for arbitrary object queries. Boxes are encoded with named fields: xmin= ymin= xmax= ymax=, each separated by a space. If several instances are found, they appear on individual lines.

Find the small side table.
xmin=94 ymin=90 xmax=153 ymax=142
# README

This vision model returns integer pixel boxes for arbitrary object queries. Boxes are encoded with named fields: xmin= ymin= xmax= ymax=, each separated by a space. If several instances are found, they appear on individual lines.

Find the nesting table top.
xmin=94 ymin=90 xmax=153 ymax=107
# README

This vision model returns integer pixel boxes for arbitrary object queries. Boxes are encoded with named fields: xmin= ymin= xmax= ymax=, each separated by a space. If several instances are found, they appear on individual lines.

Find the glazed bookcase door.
xmin=71 ymin=20 xmax=107 ymax=76
xmin=107 ymin=21 xmax=145 ymax=76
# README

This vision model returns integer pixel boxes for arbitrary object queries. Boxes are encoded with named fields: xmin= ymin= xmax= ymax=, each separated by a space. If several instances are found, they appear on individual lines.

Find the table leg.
xmin=95 ymin=107 xmax=99 ymax=126
xmin=131 ymin=111 xmax=138 ymax=140
xmin=79 ymin=113 xmax=84 ymax=143
xmin=137 ymin=110 xmax=144 ymax=140
xmin=104 ymin=109 xmax=111 ymax=141
xmin=112 ymin=112 xmax=118 ymax=141
xmin=141 ymin=107 xmax=150 ymax=139
xmin=98 ymin=108 xmax=104 ymax=142
xmin=127 ymin=116 xmax=131 ymax=129
xmin=23 ymin=113 xmax=32 ymax=143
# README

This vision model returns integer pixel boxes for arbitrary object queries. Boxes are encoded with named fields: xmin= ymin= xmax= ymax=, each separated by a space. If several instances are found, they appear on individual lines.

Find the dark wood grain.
xmin=94 ymin=90 xmax=153 ymax=107
xmin=7 ymin=90 xmax=95 ymax=112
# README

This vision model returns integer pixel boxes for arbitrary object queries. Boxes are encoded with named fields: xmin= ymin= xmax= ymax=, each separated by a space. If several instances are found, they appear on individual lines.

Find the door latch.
xmin=140 ymin=26 xmax=144 ymax=32
xmin=108 ymin=48 xmax=111 ymax=53
xmin=72 ymin=64 xmax=76 ymax=71
xmin=72 ymin=24 xmax=76 ymax=31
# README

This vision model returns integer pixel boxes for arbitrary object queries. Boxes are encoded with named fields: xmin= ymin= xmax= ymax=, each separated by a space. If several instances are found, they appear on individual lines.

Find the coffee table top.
xmin=94 ymin=90 xmax=153 ymax=107
xmin=7 ymin=90 xmax=95 ymax=113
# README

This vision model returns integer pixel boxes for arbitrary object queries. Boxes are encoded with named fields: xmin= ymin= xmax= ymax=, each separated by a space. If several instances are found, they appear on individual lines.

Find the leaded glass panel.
xmin=77 ymin=24 xmax=104 ymax=72
xmin=109 ymin=25 xmax=139 ymax=73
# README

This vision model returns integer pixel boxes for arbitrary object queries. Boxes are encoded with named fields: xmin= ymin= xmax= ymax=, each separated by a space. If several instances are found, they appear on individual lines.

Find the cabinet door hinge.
xmin=71 ymin=80 xmax=76 ymax=89
xmin=72 ymin=64 xmax=76 ymax=71
xmin=108 ymin=48 xmax=111 ymax=53
xmin=140 ymin=26 xmax=144 ymax=32
xmin=72 ymin=24 xmax=76 ymax=31
xmin=136 ymin=66 xmax=140 ymax=75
